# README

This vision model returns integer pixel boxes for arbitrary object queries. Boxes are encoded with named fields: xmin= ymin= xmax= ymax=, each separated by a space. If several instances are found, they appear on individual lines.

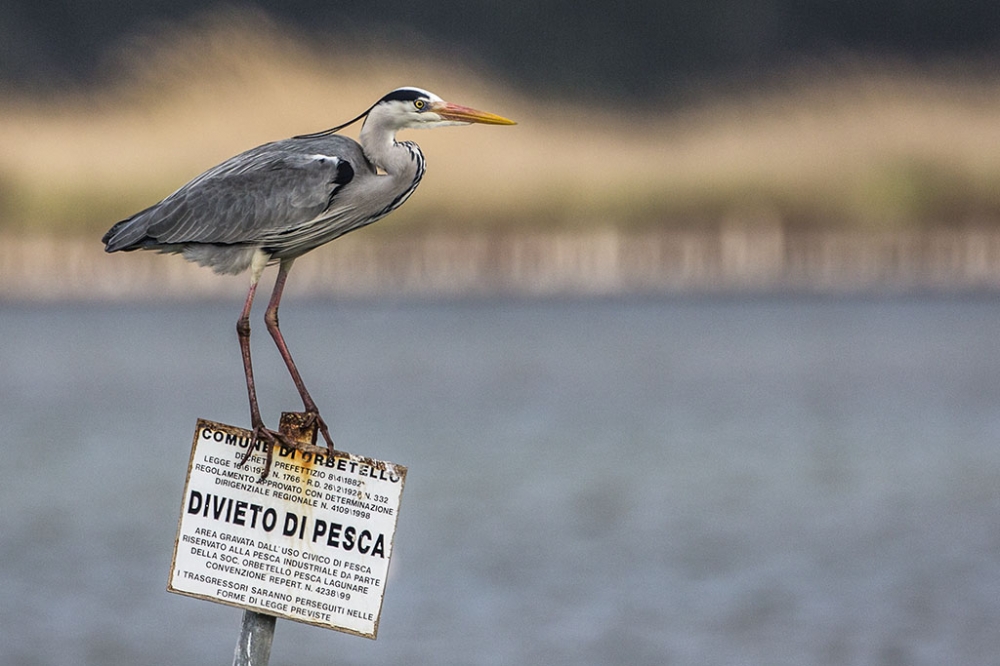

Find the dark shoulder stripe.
xmin=333 ymin=160 xmax=354 ymax=186
xmin=326 ymin=160 xmax=355 ymax=210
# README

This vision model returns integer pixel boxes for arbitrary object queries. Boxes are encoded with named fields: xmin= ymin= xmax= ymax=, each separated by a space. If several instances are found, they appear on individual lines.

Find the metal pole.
xmin=233 ymin=610 xmax=276 ymax=666
xmin=231 ymin=412 xmax=319 ymax=666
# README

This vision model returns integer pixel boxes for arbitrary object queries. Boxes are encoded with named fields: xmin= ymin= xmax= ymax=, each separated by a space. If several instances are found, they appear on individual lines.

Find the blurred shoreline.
xmin=4 ymin=225 xmax=1000 ymax=301
xmin=5 ymin=16 xmax=1000 ymax=244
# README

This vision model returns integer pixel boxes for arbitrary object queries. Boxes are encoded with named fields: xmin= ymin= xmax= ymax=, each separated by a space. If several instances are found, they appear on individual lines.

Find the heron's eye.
xmin=414 ymin=99 xmax=426 ymax=111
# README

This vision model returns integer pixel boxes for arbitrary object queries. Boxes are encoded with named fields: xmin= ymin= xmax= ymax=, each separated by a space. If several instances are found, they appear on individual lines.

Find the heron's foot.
xmin=302 ymin=409 xmax=337 ymax=459
xmin=239 ymin=423 xmax=293 ymax=481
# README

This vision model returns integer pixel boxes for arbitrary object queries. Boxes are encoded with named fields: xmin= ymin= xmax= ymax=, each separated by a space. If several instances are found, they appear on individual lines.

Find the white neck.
xmin=360 ymin=111 xmax=411 ymax=173
xmin=358 ymin=112 xmax=426 ymax=215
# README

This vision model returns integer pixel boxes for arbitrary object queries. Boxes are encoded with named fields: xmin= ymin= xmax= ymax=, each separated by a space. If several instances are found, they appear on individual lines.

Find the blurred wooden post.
xmin=231 ymin=412 xmax=319 ymax=666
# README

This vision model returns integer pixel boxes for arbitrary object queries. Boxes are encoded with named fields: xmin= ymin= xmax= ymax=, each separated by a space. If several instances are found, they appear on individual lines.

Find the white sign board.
xmin=168 ymin=419 xmax=406 ymax=639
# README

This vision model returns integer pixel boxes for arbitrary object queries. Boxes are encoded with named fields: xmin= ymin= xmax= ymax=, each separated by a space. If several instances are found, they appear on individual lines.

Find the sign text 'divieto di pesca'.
xmin=168 ymin=420 xmax=407 ymax=639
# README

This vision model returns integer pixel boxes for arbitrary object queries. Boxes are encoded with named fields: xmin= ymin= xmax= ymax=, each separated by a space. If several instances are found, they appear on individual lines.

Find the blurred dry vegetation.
xmin=3 ymin=11 xmax=1000 ymax=239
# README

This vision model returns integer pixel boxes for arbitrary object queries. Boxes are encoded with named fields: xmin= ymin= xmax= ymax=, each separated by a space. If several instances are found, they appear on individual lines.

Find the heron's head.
xmin=365 ymin=87 xmax=516 ymax=131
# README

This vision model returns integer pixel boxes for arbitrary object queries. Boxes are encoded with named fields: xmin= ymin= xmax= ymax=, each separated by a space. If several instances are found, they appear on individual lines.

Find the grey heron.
xmin=103 ymin=87 xmax=515 ymax=476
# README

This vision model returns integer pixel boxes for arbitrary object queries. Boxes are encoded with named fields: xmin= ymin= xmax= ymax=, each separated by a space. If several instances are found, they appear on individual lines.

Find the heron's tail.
xmin=102 ymin=205 xmax=160 ymax=252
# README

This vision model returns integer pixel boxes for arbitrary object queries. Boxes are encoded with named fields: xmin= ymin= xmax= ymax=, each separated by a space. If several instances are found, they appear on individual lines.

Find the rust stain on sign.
xmin=278 ymin=411 xmax=321 ymax=451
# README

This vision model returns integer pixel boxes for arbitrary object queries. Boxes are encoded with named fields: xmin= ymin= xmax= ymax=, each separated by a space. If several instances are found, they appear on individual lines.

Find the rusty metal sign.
xmin=168 ymin=419 xmax=407 ymax=639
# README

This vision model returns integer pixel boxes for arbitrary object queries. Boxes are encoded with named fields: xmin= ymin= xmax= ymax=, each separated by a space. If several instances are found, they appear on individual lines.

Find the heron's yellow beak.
xmin=433 ymin=101 xmax=517 ymax=125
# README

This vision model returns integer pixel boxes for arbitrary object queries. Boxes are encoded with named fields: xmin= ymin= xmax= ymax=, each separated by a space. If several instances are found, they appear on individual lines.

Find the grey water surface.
xmin=2 ymin=296 xmax=999 ymax=665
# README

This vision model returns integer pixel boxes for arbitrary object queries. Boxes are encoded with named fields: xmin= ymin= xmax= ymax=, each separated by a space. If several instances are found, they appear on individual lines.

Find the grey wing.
xmin=102 ymin=139 xmax=358 ymax=253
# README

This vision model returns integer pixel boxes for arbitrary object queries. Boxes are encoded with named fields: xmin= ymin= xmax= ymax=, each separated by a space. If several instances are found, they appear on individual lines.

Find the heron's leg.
xmin=237 ymin=250 xmax=288 ymax=479
xmin=264 ymin=258 xmax=336 ymax=454
xmin=237 ymin=277 xmax=264 ymax=426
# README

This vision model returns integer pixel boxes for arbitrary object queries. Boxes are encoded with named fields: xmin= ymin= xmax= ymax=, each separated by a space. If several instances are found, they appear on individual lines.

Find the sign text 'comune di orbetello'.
xmin=168 ymin=419 xmax=407 ymax=639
